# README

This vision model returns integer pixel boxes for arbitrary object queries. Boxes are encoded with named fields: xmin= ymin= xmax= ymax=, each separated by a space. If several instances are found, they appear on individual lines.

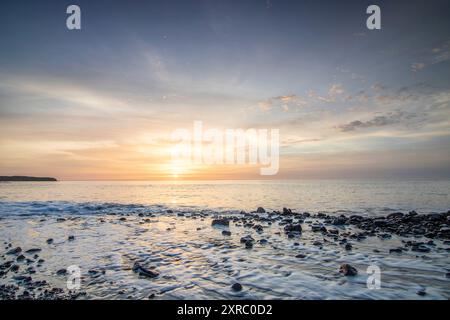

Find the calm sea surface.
xmin=0 ymin=180 xmax=449 ymax=216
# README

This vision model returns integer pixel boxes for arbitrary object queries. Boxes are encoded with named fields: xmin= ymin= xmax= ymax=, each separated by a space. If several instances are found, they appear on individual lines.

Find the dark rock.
xmin=245 ymin=240 xmax=253 ymax=249
xmin=119 ymin=217 xmax=127 ymax=221
xmin=282 ymin=208 xmax=292 ymax=215
xmin=16 ymin=254 xmax=25 ymax=261
xmin=411 ymin=244 xmax=430 ymax=253
xmin=56 ymin=269 xmax=67 ymax=276
xmin=295 ymin=254 xmax=306 ymax=258
xmin=13 ymin=275 xmax=32 ymax=283
xmin=284 ymin=223 xmax=302 ymax=233
xmin=332 ymin=217 xmax=347 ymax=225
xmin=339 ymin=264 xmax=358 ymax=276
xmin=46 ymin=239 xmax=54 ymax=244
xmin=6 ymin=247 xmax=22 ymax=255
xmin=311 ymin=224 xmax=327 ymax=232
xmin=56 ymin=218 xmax=66 ymax=222
xmin=132 ymin=262 xmax=159 ymax=278
xmin=240 ymin=235 xmax=255 ymax=243
xmin=211 ymin=218 xmax=229 ymax=227
xmin=25 ymin=248 xmax=41 ymax=254
xmin=387 ymin=212 xmax=404 ymax=219
xmin=416 ymin=288 xmax=426 ymax=296
xmin=345 ymin=243 xmax=352 ymax=251
xmin=222 ymin=230 xmax=231 ymax=236
xmin=68 ymin=235 xmax=75 ymax=241
xmin=256 ymin=207 xmax=265 ymax=213
xmin=231 ymin=283 xmax=242 ymax=292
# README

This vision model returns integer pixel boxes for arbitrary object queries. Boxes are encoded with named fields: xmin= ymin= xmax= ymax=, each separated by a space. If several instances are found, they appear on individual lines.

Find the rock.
xmin=282 ymin=208 xmax=292 ymax=215
xmin=25 ymin=248 xmax=41 ymax=254
xmin=295 ymin=254 xmax=306 ymax=259
xmin=428 ymin=213 xmax=443 ymax=221
xmin=68 ymin=236 xmax=75 ymax=241
xmin=0 ymin=261 xmax=13 ymax=270
xmin=256 ymin=207 xmax=265 ymax=213
xmin=16 ymin=254 xmax=25 ymax=261
xmin=389 ymin=248 xmax=403 ymax=254
xmin=222 ymin=230 xmax=231 ymax=236
xmin=6 ymin=247 xmax=22 ymax=255
xmin=313 ymin=241 xmax=322 ymax=246
xmin=56 ymin=269 xmax=67 ymax=276
xmin=345 ymin=243 xmax=352 ymax=251
xmin=231 ymin=283 xmax=242 ymax=292
xmin=416 ymin=288 xmax=426 ymax=296
xmin=240 ymin=235 xmax=255 ymax=243
xmin=411 ymin=244 xmax=430 ymax=253
xmin=46 ymin=238 xmax=54 ymax=244
xmin=311 ymin=224 xmax=327 ymax=232
xmin=339 ymin=264 xmax=358 ymax=276
xmin=13 ymin=275 xmax=32 ymax=283
xmin=332 ymin=217 xmax=347 ymax=225
xmin=166 ymin=210 xmax=173 ymax=213
xmin=245 ymin=240 xmax=253 ymax=249
xmin=132 ymin=262 xmax=159 ymax=278
xmin=387 ymin=212 xmax=404 ymax=219
xmin=211 ymin=218 xmax=229 ymax=227
xmin=284 ymin=223 xmax=302 ymax=233
xmin=56 ymin=218 xmax=66 ymax=222
xmin=119 ymin=217 xmax=127 ymax=221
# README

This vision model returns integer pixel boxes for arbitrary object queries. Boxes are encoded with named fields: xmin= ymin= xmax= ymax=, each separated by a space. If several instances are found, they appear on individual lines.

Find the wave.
xmin=0 ymin=201 xmax=171 ymax=217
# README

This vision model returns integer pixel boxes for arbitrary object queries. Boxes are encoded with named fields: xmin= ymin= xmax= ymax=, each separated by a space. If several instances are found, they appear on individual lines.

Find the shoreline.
xmin=1 ymin=208 xmax=449 ymax=300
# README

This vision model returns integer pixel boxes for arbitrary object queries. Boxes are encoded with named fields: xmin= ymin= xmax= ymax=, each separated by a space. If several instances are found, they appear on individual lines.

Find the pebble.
xmin=132 ymin=262 xmax=159 ymax=278
xmin=56 ymin=269 xmax=67 ymax=276
xmin=339 ymin=264 xmax=358 ymax=276
xmin=6 ymin=247 xmax=22 ymax=255
xmin=211 ymin=218 xmax=229 ymax=227
xmin=231 ymin=283 xmax=243 ymax=292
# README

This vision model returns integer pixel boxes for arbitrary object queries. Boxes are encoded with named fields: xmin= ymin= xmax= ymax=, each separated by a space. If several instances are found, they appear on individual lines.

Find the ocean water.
xmin=0 ymin=180 xmax=449 ymax=216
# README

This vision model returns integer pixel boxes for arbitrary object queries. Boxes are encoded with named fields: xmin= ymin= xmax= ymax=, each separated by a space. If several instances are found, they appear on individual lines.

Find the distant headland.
xmin=0 ymin=176 xmax=57 ymax=182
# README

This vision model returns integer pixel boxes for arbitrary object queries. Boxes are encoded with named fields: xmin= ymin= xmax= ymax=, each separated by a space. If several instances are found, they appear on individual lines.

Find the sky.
xmin=0 ymin=0 xmax=449 ymax=180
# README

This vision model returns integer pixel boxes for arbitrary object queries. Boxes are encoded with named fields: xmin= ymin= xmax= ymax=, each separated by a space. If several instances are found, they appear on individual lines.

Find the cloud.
xmin=411 ymin=62 xmax=425 ymax=72
xmin=411 ymin=40 xmax=450 ymax=72
xmin=328 ymin=84 xmax=344 ymax=97
xmin=337 ymin=112 xmax=421 ymax=132
xmin=257 ymin=94 xmax=307 ymax=112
